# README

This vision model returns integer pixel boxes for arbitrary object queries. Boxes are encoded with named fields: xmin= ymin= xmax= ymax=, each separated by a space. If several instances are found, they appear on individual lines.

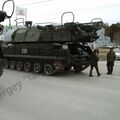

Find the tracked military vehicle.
xmin=2 ymin=12 xmax=103 ymax=75
xmin=0 ymin=0 xmax=15 ymax=76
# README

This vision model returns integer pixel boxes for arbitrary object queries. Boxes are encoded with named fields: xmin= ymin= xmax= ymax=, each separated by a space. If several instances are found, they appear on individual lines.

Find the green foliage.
xmin=4 ymin=25 xmax=16 ymax=32
xmin=110 ymin=23 xmax=120 ymax=32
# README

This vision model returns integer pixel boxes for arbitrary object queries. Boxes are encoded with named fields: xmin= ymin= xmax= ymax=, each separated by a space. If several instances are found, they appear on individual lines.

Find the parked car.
xmin=114 ymin=48 xmax=120 ymax=60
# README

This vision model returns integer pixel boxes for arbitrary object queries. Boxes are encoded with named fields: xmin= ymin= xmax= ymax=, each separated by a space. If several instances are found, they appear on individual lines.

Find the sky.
xmin=0 ymin=0 xmax=120 ymax=25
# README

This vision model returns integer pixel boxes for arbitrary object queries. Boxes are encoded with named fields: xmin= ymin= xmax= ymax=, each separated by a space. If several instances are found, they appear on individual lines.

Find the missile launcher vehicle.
xmin=2 ymin=12 xmax=103 ymax=75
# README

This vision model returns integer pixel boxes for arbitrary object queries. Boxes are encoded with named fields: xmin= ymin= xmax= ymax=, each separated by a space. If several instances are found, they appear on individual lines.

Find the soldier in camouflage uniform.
xmin=106 ymin=48 xmax=116 ymax=74
xmin=89 ymin=49 xmax=101 ymax=77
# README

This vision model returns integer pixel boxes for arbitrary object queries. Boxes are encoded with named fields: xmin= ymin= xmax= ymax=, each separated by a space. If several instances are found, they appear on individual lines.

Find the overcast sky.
xmin=1 ymin=0 xmax=120 ymax=25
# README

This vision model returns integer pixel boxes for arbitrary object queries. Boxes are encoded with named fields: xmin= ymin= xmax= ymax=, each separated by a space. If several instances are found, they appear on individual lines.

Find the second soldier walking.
xmin=106 ymin=48 xmax=116 ymax=74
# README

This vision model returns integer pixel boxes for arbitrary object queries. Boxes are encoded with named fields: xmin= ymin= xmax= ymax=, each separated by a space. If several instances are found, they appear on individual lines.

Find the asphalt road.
xmin=0 ymin=61 xmax=120 ymax=120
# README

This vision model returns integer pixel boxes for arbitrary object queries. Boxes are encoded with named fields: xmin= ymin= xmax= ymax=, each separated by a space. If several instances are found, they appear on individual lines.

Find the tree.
xmin=103 ymin=23 xmax=120 ymax=42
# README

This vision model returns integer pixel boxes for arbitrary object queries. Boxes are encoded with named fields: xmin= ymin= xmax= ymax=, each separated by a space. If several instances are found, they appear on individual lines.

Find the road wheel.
xmin=10 ymin=61 xmax=16 ymax=70
xmin=33 ymin=63 xmax=41 ymax=73
xmin=16 ymin=61 xmax=23 ymax=71
xmin=24 ymin=62 xmax=31 ymax=72
xmin=44 ymin=64 xmax=54 ymax=75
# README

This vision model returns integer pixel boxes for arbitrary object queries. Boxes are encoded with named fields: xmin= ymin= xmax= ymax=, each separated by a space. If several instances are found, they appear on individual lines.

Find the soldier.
xmin=106 ymin=48 xmax=116 ymax=74
xmin=89 ymin=49 xmax=101 ymax=77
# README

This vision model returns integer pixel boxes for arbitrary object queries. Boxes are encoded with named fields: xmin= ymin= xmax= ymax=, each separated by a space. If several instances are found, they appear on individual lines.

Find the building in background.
xmin=95 ymin=28 xmax=113 ymax=47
